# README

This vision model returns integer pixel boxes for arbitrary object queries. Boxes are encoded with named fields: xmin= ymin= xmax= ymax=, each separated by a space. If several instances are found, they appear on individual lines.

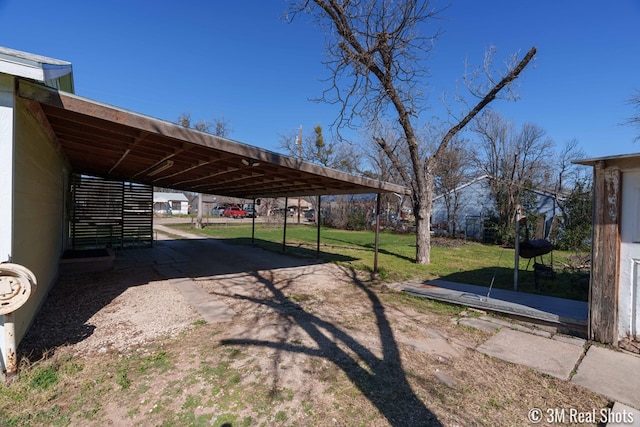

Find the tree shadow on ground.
xmin=219 ymin=268 xmax=442 ymax=426
xmin=320 ymin=236 xmax=416 ymax=263
xmin=19 ymin=236 xmax=345 ymax=362
xmin=222 ymin=237 xmax=358 ymax=263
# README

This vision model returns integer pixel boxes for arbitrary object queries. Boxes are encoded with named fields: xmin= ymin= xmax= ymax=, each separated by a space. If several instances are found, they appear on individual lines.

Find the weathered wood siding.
xmin=589 ymin=162 xmax=620 ymax=343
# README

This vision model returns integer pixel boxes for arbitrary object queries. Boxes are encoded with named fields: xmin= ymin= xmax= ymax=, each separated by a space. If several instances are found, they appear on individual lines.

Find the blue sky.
xmin=1 ymin=0 xmax=639 ymax=159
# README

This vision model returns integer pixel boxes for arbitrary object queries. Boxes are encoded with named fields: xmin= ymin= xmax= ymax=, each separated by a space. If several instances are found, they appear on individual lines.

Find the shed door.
xmin=619 ymin=171 xmax=640 ymax=341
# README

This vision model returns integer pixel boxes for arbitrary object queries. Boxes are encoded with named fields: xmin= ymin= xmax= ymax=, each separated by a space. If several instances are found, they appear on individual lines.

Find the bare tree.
xmin=279 ymin=125 xmax=367 ymax=175
xmin=178 ymin=112 xmax=232 ymax=137
xmin=470 ymin=110 xmax=554 ymax=243
xmin=177 ymin=112 xmax=233 ymax=227
xmin=550 ymin=139 xmax=591 ymax=248
xmin=552 ymin=138 xmax=587 ymax=196
xmin=433 ymin=136 xmax=473 ymax=236
xmin=279 ymin=125 xmax=338 ymax=167
xmin=333 ymin=141 xmax=365 ymax=174
xmin=289 ymin=0 xmax=536 ymax=263
xmin=278 ymin=125 xmax=364 ymax=225
xmin=625 ymin=89 xmax=640 ymax=142
xmin=555 ymin=177 xmax=592 ymax=252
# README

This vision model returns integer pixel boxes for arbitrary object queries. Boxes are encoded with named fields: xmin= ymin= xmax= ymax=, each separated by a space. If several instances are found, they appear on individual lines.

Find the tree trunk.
xmin=415 ymin=168 xmax=435 ymax=264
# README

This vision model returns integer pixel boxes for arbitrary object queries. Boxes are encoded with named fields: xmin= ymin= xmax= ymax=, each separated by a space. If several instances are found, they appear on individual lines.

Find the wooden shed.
xmin=576 ymin=153 xmax=640 ymax=350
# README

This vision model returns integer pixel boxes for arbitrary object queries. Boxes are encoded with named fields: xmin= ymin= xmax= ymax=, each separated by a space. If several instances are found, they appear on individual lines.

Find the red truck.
xmin=222 ymin=206 xmax=246 ymax=218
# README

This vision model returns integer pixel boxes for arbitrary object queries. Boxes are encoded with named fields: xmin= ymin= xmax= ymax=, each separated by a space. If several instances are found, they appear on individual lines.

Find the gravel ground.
xmin=19 ymin=259 xmax=200 ymax=360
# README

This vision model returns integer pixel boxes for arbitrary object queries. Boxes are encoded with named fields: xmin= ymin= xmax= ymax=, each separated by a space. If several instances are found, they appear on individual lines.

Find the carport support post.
xmin=282 ymin=197 xmax=288 ymax=253
xmin=374 ymin=193 xmax=381 ymax=275
xmin=316 ymin=195 xmax=321 ymax=258
xmin=251 ymin=198 xmax=256 ymax=246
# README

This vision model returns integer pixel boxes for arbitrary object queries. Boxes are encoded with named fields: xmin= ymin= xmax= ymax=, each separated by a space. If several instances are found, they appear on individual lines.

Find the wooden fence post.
xmin=589 ymin=162 xmax=620 ymax=344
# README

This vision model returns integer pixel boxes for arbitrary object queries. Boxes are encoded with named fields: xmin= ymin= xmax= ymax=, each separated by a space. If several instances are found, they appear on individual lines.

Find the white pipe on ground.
xmin=0 ymin=263 xmax=36 ymax=379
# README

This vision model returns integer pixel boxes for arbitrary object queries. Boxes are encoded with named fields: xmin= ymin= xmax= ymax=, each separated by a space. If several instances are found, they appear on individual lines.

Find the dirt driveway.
xmin=16 ymin=226 xmax=607 ymax=426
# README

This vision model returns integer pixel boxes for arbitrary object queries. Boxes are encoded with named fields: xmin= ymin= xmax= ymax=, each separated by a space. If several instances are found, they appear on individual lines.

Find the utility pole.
xmin=296 ymin=125 xmax=302 ymax=224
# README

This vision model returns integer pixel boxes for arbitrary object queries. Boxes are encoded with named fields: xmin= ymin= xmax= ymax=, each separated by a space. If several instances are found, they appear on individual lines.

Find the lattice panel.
xmin=71 ymin=175 xmax=153 ymax=249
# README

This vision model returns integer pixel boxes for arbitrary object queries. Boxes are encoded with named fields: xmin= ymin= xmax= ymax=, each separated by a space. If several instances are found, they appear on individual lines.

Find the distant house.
xmin=153 ymin=192 xmax=189 ymax=215
xmin=431 ymin=175 xmax=562 ymax=240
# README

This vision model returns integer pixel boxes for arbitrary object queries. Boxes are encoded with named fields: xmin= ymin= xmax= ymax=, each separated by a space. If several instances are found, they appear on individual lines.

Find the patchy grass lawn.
xmin=170 ymin=222 xmax=589 ymax=301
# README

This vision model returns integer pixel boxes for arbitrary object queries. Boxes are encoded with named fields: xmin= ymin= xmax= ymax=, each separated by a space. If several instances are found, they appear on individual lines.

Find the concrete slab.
xmin=399 ymin=328 xmax=463 ymax=361
xmin=607 ymin=402 xmax=640 ymax=426
xmin=477 ymin=328 xmax=585 ymax=380
xmin=171 ymin=277 xmax=236 ymax=323
xmin=458 ymin=317 xmax=501 ymax=334
xmin=150 ymin=250 xmax=238 ymax=324
xmin=405 ymin=280 xmax=588 ymax=328
xmin=433 ymin=369 xmax=456 ymax=388
xmin=552 ymin=334 xmax=586 ymax=347
xmin=572 ymin=346 xmax=640 ymax=410
xmin=478 ymin=315 xmax=553 ymax=337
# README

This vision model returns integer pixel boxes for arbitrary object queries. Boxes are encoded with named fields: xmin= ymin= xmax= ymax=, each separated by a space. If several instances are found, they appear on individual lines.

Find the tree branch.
xmin=430 ymin=46 xmax=537 ymax=165
xmin=373 ymin=136 xmax=415 ymax=192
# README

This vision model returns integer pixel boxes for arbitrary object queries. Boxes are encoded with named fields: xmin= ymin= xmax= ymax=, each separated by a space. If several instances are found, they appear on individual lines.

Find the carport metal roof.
xmin=17 ymin=79 xmax=408 ymax=199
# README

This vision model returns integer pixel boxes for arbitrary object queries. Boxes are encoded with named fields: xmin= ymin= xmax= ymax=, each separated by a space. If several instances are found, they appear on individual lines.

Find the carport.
xmin=1 ymin=46 xmax=412 ymax=377
xmin=16 ymin=78 xmax=409 ymax=269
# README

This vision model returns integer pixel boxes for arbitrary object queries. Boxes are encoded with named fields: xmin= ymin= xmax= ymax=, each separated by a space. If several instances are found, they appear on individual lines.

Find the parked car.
xmin=210 ymin=206 xmax=225 ymax=216
xmin=270 ymin=208 xmax=287 ymax=216
xmin=244 ymin=207 xmax=257 ymax=218
xmin=305 ymin=209 xmax=316 ymax=222
xmin=223 ymin=206 xmax=246 ymax=218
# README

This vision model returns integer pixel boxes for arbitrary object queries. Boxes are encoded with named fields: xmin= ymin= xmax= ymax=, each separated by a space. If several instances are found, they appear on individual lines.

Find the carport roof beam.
xmin=18 ymin=79 xmax=409 ymax=199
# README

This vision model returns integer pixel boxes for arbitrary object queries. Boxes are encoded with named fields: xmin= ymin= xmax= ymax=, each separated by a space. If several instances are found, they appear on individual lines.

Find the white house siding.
xmin=153 ymin=192 xmax=189 ymax=215
xmin=0 ymin=75 xmax=14 ymax=266
xmin=0 ymin=75 xmax=16 ymax=369
xmin=431 ymin=177 xmax=496 ymax=239
xmin=9 ymin=99 xmax=68 ymax=349
xmin=619 ymin=170 xmax=640 ymax=342
xmin=170 ymin=201 xmax=188 ymax=215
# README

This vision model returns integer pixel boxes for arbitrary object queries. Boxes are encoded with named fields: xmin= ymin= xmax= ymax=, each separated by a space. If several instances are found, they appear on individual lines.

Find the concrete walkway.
xmin=477 ymin=327 xmax=585 ymax=381
xmin=402 ymin=280 xmax=640 ymax=421
xmin=454 ymin=307 xmax=640 ymax=421
xmin=116 ymin=224 xmax=240 ymax=323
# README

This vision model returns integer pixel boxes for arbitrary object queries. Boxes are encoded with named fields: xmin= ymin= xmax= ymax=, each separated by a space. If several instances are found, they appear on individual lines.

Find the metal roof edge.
xmin=0 ymin=46 xmax=73 ymax=83
xmin=433 ymin=174 xmax=490 ymax=201
xmin=574 ymin=152 xmax=640 ymax=166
